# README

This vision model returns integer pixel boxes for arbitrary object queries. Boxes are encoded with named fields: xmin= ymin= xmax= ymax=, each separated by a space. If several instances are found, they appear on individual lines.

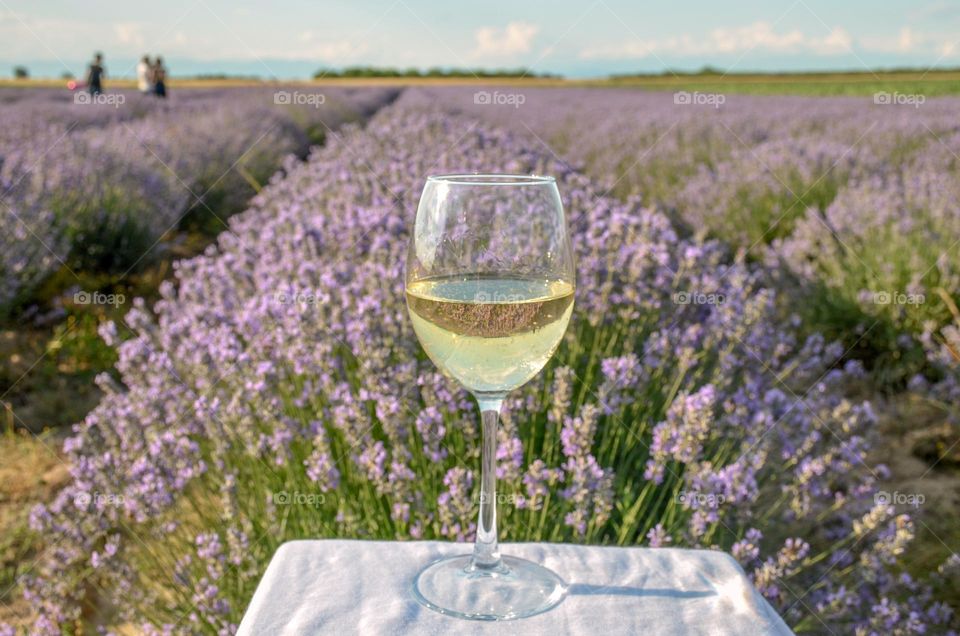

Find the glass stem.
xmin=472 ymin=395 xmax=504 ymax=569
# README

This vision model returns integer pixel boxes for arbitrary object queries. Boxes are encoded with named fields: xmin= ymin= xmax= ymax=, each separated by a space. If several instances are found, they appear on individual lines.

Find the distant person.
xmin=86 ymin=52 xmax=105 ymax=95
xmin=153 ymin=57 xmax=167 ymax=98
xmin=137 ymin=55 xmax=153 ymax=94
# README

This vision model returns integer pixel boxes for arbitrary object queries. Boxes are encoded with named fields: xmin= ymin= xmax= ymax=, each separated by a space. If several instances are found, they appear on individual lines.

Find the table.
xmin=237 ymin=540 xmax=795 ymax=635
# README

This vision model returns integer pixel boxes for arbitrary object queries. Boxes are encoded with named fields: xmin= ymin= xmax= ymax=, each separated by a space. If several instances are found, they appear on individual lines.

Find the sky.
xmin=2 ymin=0 xmax=960 ymax=79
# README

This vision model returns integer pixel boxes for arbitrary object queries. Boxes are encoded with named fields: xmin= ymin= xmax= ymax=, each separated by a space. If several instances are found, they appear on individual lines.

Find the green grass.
xmin=603 ymin=69 xmax=960 ymax=97
xmin=0 ymin=427 xmax=68 ymax=626
xmin=7 ymin=69 xmax=960 ymax=97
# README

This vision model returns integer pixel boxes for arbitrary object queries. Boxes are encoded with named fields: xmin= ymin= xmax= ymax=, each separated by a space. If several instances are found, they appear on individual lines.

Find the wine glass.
xmin=405 ymin=174 xmax=575 ymax=620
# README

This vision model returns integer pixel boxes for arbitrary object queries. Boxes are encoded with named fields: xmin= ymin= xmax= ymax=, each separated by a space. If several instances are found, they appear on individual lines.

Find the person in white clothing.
xmin=136 ymin=55 xmax=153 ymax=94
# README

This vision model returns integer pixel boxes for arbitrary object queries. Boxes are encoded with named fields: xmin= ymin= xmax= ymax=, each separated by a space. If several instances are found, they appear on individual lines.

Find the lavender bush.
xmin=674 ymin=136 xmax=877 ymax=246
xmin=427 ymin=87 xmax=958 ymax=211
xmin=7 ymin=93 xmax=953 ymax=634
xmin=913 ymin=306 xmax=960 ymax=426
xmin=0 ymin=87 xmax=396 ymax=313
xmin=772 ymin=152 xmax=960 ymax=377
xmin=426 ymin=87 xmax=960 ymax=378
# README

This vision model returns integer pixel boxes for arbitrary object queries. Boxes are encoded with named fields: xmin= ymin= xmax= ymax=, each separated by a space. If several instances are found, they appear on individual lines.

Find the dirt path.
xmin=0 ymin=427 xmax=71 ymax=625
xmin=872 ymin=394 xmax=960 ymax=584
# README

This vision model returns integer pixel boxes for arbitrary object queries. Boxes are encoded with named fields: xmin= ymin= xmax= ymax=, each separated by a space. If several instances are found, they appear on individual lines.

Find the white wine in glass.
xmin=406 ymin=174 xmax=575 ymax=620
xmin=406 ymin=276 xmax=574 ymax=394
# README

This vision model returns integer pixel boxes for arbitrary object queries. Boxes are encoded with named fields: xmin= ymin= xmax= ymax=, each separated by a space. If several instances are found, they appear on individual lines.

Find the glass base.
xmin=413 ymin=554 xmax=567 ymax=620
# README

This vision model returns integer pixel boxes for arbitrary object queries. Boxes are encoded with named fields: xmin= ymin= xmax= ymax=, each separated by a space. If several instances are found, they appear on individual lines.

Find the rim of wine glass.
xmin=426 ymin=173 xmax=556 ymax=186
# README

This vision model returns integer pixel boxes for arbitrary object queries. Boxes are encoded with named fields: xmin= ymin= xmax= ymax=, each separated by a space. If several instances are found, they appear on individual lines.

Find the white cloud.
xmin=113 ymin=22 xmax=145 ymax=48
xmin=898 ymin=27 xmax=917 ymax=52
xmin=858 ymin=27 xmax=960 ymax=55
xmin=473 ymin=21 xmax=539 ymax=57
xmin=819 ymin=27 xmax=853 ymax=53
xmin=580 ymin=21 xmax=853 ymax=59
xmin=309 ymin=40 xmax=367 ymax=61
xmin=260 ymin=34 xmax=367 ymax=62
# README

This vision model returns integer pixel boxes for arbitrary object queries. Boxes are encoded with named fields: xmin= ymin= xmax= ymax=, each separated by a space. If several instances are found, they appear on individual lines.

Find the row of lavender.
xmin=435 ymin=87 xmax=960 ymax=385
xmin=0 ymin=87 xmax=274 ymax=142
xmin=8 ymin=92 xmax=954 ymax=634
xmin=0 ymin=87 xmax=396 ymax=314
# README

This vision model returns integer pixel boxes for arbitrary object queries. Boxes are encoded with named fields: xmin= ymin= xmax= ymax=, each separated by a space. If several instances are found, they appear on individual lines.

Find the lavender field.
xmin=0 ymin=86 xmax=395 ymax=315
xmin=2 ymin=85 xmax=959 ymax=634
xmin=429 ymin=87 xmax=960 ymax=379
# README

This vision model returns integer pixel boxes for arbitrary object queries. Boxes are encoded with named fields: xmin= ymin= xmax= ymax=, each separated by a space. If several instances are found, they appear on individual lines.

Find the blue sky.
xmin=2 ymin=0 xmax=960 ymax=78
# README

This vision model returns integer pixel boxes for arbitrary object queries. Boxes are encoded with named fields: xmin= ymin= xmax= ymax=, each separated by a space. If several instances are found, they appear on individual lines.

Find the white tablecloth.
xmin=237 ymin=540 xmax=794 ymax=635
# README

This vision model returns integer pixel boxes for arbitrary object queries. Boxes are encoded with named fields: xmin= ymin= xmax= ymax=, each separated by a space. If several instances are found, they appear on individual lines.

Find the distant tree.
xmin=312 ymin=65 xmax=553 ymax=79
xmin=188 ymin=73 xmax=261 ymax=81
xmin=340 ymin=66 xmax=402 ymax=78
xmin=13 ymin=66 xmax=29 ymax=79
xmin=61 ymin=71 xmax=75 ymax=80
